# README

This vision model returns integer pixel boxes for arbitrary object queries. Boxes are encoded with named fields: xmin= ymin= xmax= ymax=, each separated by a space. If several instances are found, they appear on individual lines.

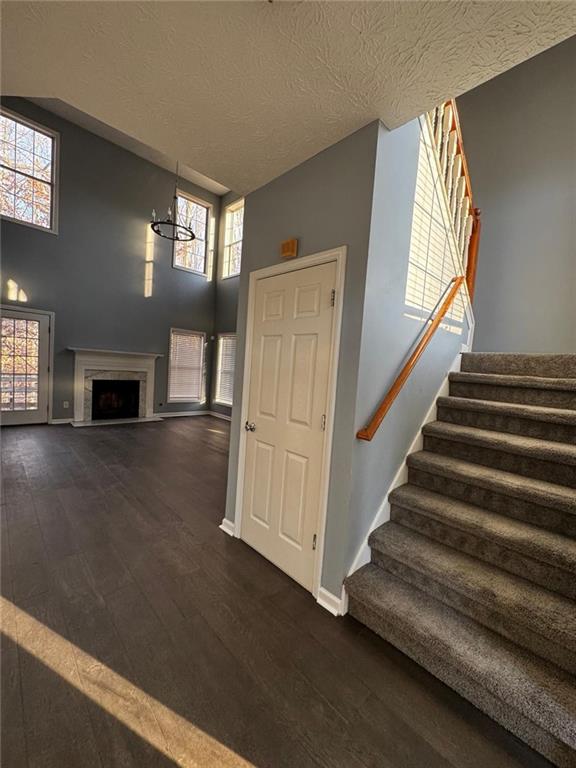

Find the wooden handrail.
xmin=466 ymin=208 xmax=481 ymax=300
xmin=357 ymin=276 xmax=466 ymax=442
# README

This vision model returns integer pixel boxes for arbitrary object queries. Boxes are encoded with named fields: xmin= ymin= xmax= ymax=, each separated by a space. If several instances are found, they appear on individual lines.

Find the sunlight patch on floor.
xmin=1 ymin=596 xmax=254 ymax=768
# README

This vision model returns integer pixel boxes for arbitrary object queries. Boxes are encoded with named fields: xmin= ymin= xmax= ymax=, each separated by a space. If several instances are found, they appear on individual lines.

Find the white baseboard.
xmin=153 ymin=409 xmax=231 ymax=421
xmin=154 ymin=410 xmax=210 ymax=418
xmin=219 ymin=518 xmax=236 ymax=537
xmin=347 ymin=350 xmax=464 ymax=578
xmin=72 ymin=416 xmax=163 ymax=428
xmin=50 ymin=411 xmax=229 ymax=425
xmin=209 ymin=411 xmax=232 ymax=422
xmin=316 ymin=586 xmax=348 ymax=616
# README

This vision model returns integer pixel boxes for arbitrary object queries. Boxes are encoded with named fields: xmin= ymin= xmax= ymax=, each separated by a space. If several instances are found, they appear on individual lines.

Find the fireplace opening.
xmin=91 ymin=379 xmax=140 ymax=420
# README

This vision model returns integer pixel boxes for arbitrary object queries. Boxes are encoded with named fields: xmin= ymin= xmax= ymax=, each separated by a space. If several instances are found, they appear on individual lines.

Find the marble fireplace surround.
xmin=70 ymin=348 xmax=163 ymax=425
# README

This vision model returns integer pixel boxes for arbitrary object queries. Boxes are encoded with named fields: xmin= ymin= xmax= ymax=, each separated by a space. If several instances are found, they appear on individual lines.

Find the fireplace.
xmin=70 ymin=348 xmax=162 ymax=425
xmin=91 ymin=379 xmax=140 ymax=421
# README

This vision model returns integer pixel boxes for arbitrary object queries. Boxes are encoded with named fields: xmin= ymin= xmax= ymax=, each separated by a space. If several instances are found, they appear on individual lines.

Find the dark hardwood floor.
xmin=1 ymin=416 xmax=552 ymax=768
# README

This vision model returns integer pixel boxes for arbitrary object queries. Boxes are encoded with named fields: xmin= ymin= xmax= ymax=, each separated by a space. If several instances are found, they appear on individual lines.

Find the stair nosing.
xmin=407 ymin=451 xmax=576 ymax=515
xmin=449 ymin=371 xmax=576 ymax=391
xmin=389 ymin=484 xmax=576 ymax=574
xmin=346 ymin=565 xmax=576 ymax=747
xmin=436 ymin=396 xmax=576 ymax=425
xmin=368 ymin=522 xmax=576 ymax=648
xmin=422 ymin=421 xmax=576 ymax=465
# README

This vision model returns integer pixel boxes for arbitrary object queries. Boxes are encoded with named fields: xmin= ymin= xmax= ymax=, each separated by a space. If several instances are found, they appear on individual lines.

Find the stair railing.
xmin=428 ymin=100 xmax=481 ymax=300
xmin=357 ymin=98 xmax=479 ymax=442
xmin=357 ymin=276 xmax=465 ymax=441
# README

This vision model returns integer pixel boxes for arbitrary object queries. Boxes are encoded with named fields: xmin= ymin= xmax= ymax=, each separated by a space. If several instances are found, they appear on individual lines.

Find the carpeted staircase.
xmin=346 ymin=354 xmax=576 ymax=767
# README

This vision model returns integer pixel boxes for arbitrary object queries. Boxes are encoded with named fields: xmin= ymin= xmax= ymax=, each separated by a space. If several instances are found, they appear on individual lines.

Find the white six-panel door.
xmin=241 ymin=260 xmax=337 ymax=590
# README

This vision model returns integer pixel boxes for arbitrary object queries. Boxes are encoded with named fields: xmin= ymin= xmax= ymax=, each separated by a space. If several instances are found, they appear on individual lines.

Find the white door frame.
xmin=1 ymin=304 xmax=55 ymax=424
xmin=232 ymin=246 xmax=347 ymax=601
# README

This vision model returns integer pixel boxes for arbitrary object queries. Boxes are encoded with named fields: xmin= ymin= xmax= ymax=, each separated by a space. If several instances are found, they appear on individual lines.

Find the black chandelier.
xmin=150 ymin=163 xmax=196 ymax=242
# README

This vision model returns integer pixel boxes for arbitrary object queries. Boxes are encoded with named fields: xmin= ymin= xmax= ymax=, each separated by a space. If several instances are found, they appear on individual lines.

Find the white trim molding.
xmin=347 ymin=350 xmax=465 ymax=578
xmin=219 ymin=518 xmax=236 ymax=537
xmin=232 ymin=245 xmax=347 ymax=606
xmin=317 ymin=586 xmax=348 ymax=617
xmin=1 ymin=304 xmax=55 ymax=424
xmin=70 ymin=348 xmax=161 ymax=425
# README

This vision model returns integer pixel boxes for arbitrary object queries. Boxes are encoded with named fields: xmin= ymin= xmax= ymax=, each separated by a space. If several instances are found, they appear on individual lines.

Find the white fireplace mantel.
xmin=69 ymin=348 xmax=162 ymax=424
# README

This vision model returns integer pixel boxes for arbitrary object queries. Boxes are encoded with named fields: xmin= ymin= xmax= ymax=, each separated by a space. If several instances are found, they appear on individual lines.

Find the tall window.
xmin=405 ymin=122 xmax=464 ymax=328
xmin=173 ymin=193 xmax=211 ymax=274
xmin=222 ymin=199 xmax=244 ymax=278
xmin=167 ymin=329 xmax=205 ymax=402
xmin=0 ymin=110 xmax=57 ymax=231
xmin=214 ymin=334 xmax=236 ymax=406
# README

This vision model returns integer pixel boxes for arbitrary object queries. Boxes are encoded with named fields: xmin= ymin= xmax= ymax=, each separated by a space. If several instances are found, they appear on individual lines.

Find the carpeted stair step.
xmin=449 ymin=371 xmax=576 ymax=409
xmin=422 ymin=421 xmax=576 ymax=488
xmin=389 ymin=484 xmax=576 ymax=599
xmin=345 ymin=565 xmax=576 ymax=768
xmin=369 ymin=523 xmax=576 ymax=675
xmin=461 ymin=353 xmax=576 ymax=379
xmin=437 ymin=396 xmax=576 ymax=443
xmin=407 ymin=451 xmax=576 ymax=536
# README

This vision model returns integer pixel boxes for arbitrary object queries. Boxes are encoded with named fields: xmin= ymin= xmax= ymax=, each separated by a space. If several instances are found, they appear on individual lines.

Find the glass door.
xmin=1 ymin=309 xmax=50 ymax=425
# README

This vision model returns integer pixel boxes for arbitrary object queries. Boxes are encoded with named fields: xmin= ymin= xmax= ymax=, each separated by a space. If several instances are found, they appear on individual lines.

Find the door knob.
xmin=244 ymin=421 xmax=256 ymax=432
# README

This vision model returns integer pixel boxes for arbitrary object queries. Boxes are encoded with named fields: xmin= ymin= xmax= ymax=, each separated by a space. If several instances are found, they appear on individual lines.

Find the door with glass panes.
xmin=1 ymin=309 xmax=50 ymax=425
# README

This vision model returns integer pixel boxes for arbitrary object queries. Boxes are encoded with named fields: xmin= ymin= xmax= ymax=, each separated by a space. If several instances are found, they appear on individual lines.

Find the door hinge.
xmin=330 ymin=289 xmax=336 ymax=307
xmin=320 ymin=414 xmax=326 ymax=431
xmin=312 ymin=534 xmax=317 ymax=551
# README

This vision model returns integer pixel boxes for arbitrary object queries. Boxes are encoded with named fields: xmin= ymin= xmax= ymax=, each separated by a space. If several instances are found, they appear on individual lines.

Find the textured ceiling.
xmin=2 ymin=2 xmax=575 ymax=194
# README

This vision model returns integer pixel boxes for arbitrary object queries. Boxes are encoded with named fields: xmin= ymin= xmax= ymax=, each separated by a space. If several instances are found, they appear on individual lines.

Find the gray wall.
xmin=458 ymin=37 xmax=576 ymax=353
xmin=224 ymin=118 xmax=469 ymax=596
xmin=1 ymin=97 xmax=221 ymax=419
xmin=346 ymin=120 xmax=470 ymax=592
xmin=224 ymin=122 xmax=380 ymax=589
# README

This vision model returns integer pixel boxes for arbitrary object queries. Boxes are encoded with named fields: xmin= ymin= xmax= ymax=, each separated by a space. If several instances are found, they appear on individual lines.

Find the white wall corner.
xmin=317 ymin=585 xmax=348 ymax=617
xmin=347 ymin=350 xmax=463 ymax=579
xmin=219 ymin=518 xmax=236 ymax=537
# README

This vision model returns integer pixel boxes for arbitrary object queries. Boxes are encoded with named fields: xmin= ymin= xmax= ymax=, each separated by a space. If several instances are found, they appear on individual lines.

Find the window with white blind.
xmin=214 ymin=334 xmax=236 ymax=406
xmin=1 ymin=109 xmax=58 ymax=232
xmin=173 ymin=192 xmax=212 ymax=274
xmin=167 ymin=329 xmax=205 ymax=402
xmin=222 ymin=200 xmax=244 ymax=278
xmin=405 ymin=122 xmax=464 ymax=330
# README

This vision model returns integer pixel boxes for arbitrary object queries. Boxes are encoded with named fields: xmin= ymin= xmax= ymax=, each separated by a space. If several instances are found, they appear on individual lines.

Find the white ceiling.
xmin=2 ymin=2 xmax=574 ymax=195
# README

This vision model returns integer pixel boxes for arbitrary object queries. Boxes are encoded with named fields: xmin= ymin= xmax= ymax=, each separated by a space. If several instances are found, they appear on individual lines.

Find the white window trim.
xmin=0 ymin=106 xmax=60 ymax=235
xmin=221 ymin=198 xmax=244 ymax=280
xmin=172 ymin=190 xmax=214 ymax=277
xmin=167 ymin=328 xmax=206 ymax=403
xmin=213 ymin=332 xmax=236 ymax=407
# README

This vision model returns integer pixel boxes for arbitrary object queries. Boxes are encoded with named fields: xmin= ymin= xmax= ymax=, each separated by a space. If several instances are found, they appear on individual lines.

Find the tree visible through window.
xmin=222 ymin=200 xmax=244 ymax=278
xmin=0 ymin=110 xmax=56 ymax=230
xmin=173 ymin=193 xmax=210 ymax=274
xmin=1 ymin=317 xmax=39 ymax=411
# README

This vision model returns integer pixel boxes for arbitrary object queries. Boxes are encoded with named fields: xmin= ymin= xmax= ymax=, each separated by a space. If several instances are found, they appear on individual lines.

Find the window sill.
xmin=171 ymin=264 xmax=208 ymax=277
xmin=1 ymin=213 xmax=58 ymax=236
